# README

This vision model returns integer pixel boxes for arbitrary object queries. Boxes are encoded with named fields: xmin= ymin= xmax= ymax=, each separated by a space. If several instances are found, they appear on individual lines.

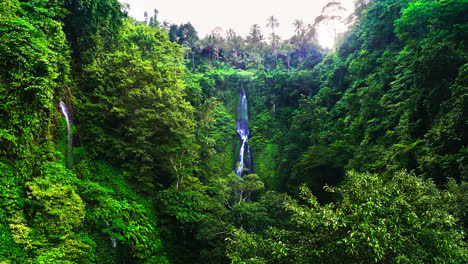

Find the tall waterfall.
xmin=59 ymin=101 xmax=73 ymax=169
xmin=236 ymin=88 xmax=252 ymax=177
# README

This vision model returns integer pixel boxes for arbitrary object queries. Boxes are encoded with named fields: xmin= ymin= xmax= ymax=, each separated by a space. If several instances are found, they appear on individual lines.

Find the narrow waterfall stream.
xmin=236 ymin=88 xmax=252 ymax=177
xmin=105 ymin=220 xmax=118 ymax=248
xmin=99 ymin=208 xmax=119 ymax=264
xmin=59 ymin=101 xmax=73 ymax=169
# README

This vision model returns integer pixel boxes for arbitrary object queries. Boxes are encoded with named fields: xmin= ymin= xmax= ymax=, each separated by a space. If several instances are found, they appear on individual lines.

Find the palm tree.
xmin=278 ymin=42 xmax=295 ymax=70
xmin=247 ymin=24 xmax=263 ymax=45
xmin=267 ymin=16 xmax=280 ymax=65
xmin=144 ymin=11 xmax=148 ymax=25
xmin=266 ymin=16 xmax=279 ymax=47
xmin=201 ymin=34 xmax=216 ymax=64
xmin=267 ymin=15 xmax=279 ymax=33
xmin=188 ymin=40 xmax=200 ymax=69
xmin=226 ymin=28 xmax=236 ymax=42
xmin=293 ymin=19 xmax=304 ymax=36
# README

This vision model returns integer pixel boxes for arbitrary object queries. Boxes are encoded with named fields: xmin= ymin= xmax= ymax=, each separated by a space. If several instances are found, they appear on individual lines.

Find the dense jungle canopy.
xmin=0 ymin=0 xmax=467 ymax=263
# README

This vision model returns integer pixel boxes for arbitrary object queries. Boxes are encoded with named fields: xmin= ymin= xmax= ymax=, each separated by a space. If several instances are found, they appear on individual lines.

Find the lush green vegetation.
xmin=0 ymin=0 xmax=466 ymax=263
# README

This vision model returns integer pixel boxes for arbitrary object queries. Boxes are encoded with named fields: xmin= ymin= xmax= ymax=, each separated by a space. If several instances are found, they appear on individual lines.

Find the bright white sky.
xmin=120 ymin=0 xmax=355 ymax=48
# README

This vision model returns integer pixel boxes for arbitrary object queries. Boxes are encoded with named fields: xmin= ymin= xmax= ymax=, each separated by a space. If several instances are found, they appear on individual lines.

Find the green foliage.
xmin=289 ymin=145 xmax=345 ymax=201
xmin=274 ymin=0 xmax=468 ymax=185
xmin=8 ymin=175 xmax=92 ymax=263
xmin=228 ymin=171 xmax=467 ymax=263
xmin=0 ymin=0 xmax=466 ymax=263
xmin=0 ymin=162 xmax=27 ymax=261
xmin=0 ymin=0 xmax=69 ymax=162
xmin=155 ymin=175 xmax=232 ymax=263
xmin=0 ymin=1 xmax=173 ymax=261
xmin=222 ymin=2 xmax=467 ymax=263
xmin=77 ymin=19 xmax=195 ymax=189
xmin=227 ymin=227 xmax=290 ymax=264
xmin=255 ymin=143 xmax=279 ymax=188
xmin=94 ymin=199 xmax=167 ymax=263
xmin=63 ymin=0 xmax=126 ymax=65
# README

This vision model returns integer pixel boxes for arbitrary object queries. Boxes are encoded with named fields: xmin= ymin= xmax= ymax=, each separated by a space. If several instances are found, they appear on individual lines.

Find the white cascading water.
xmin=59 ymin=101 xmax=73 ymax=168
xmin=236 ymin=88 xmax=251 ymax=177
xmin=105 ymin=220 xmax=118 ymax=248
xmin=104 ymin=218 xmax=119 ymax=264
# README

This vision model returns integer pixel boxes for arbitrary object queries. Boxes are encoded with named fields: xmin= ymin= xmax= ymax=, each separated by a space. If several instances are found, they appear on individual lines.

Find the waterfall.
xmin=105 ymin=220 xmax=118 ymax=248
xmin=105 ymin=220 xmax=120 ymax=264
xmin=59 ymin=101 xmax=73 ymax=168
xmin=236 ymin=88 xmax=251 ymax=177
xmin=99 ymin=208 xmax=119 ymax=264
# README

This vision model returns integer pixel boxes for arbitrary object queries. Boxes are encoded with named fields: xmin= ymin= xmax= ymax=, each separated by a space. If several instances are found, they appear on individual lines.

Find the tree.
xmin=228 ymin=171 xmax=467 ymax=263
xmin=247 ymin=24 xmax=263 ymax=45
xmin=266 ymin=15 xmax=281 ymax=66
xmin=149 ymin=9 xmax=159 ymax=28
xmin=226 ymin=28 xmax=236 ymax=41
xmin=277 ymin=42 xmax=295 ymax=70
xmin=62 ymin=0 xmax=126 ymax=66
xmin=266 ymin=15 xmax=280 ymax=51
xmin=293 ymin=19 xmax=305 ymax=35
xmin=314 ymin=1 xmax=350 ymax=49
xmin=144 ymin=11 xmax=148 ymax=24
xmin=8 ymin=175 xmax=92 ymax=263
xmin=79 ymin=19 xmax=195 ymax=189
xmin=290 ymin=20 xmax=318 ymax=63
xmin=224 ymin=29 xmax=246 ymax=68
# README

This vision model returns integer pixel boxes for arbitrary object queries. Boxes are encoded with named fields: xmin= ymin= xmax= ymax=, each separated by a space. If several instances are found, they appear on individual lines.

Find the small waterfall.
xmin=105 ymin=220 xmax=118 ymax=248
xmin=59 ymin=101 xmax=73 ymax=168
xmin=236 ymin=88 xmax=251 ymax=177
xmin=99 ymin=208 xmax=119 ymax=264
